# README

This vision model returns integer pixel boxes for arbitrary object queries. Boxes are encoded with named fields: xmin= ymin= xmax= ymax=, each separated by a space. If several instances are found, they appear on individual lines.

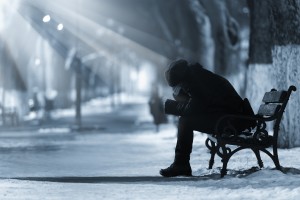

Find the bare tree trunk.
xmin=247 ymin=0 xmax=300 ymax=148
xmin=152 ymin=1 xmax=199 ymax=60
xmin=152 ymin=0 xmax=212 ymax=64
xmin=247 ymin=0 xmax=272 ymax=64
xmin=245 ymin=0 xmax=274 ymax=114
xmin=188 ymin=0 xmax=214 ymax=70
xmin=200 ymin=0 xmax=241 ymax=75
xmin=270 ymin=0 xmax=300 ymax=148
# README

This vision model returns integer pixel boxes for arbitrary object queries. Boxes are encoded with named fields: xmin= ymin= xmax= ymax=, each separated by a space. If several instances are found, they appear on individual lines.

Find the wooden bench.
xmin=205 ymin=85 xmax=297 ymax=177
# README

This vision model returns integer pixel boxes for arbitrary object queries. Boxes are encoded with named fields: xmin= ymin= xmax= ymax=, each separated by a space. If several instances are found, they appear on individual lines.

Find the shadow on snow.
xmin=7 ymin=167 xmax=300 ymax=184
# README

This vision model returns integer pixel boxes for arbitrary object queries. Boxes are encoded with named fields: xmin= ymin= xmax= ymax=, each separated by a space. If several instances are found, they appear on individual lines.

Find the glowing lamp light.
xmin=43 ymin=15 xmax=51 ymax=23
xmin=34 ymin=58 xmax=41 ymax=66
xmin=137 ymin=69 xmax=150 ymax=92
xmin=130 ymin=70 xmax=138 ymax=81
xmin=57 ymin=23 xmax=64 ymax=31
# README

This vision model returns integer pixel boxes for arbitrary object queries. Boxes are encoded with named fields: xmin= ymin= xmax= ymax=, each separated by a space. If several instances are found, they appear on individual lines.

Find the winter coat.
xmin=164 ymin=63 xmax=256 ymax=131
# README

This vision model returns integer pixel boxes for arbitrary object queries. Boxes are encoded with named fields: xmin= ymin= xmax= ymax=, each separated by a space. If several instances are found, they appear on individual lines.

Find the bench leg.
xmin=205 ymin=138 xmax=217 ymax=169
xmin=252 ymin=149 xmax=264 ymax=168
xmin=273 ymin=146 xmax=281 ymax=170
xmin=220 ymin=146 xmax=229 ymax=177
xmin=208 ymin=144 xmax=216 ymax=169
xmin=261 ymin=147 xmax=282 ymax=171
xmin=221 ymin=160 xmax=228 ymax=177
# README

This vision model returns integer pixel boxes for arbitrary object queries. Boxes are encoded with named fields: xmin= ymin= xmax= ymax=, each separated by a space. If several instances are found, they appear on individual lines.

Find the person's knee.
xmin=178 ymin=115 xmax=216 ymax=134
xmin=177 ymin=116 xmax=194 ymax=137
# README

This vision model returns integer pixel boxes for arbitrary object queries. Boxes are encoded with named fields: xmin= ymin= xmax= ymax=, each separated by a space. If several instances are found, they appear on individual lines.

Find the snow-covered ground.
xmin=1 ymin=97 xmax=300 ymax=199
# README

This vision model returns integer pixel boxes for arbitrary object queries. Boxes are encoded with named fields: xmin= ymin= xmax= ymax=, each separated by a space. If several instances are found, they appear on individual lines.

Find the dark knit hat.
xmin=165 ymin=59 xmax=189 ymax=87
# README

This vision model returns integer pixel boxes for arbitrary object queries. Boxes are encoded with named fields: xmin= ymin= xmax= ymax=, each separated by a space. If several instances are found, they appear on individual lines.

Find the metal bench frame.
xmin=205 ymin=85 xmax=297 ymax=177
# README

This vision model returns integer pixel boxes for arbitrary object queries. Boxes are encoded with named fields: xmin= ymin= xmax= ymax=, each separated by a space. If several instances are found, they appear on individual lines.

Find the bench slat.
xmin=262 ymin=91 xmax=287 ymax=103
xmin=258 ymin=104 xmax=281 ymax=116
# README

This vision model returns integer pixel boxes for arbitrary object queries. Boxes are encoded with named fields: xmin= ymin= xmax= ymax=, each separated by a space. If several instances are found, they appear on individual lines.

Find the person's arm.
xmin=165 ymin=98 xmax=205 ymax=116
xmin=164 ymin=99 xmax=191 ymax=116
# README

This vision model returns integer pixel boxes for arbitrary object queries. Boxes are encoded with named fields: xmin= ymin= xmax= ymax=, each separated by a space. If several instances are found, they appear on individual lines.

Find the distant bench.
xmin=205 ymin=85 xmax=297 ymax=177
xmin=0 ymin=105 xmax=19 ymax=126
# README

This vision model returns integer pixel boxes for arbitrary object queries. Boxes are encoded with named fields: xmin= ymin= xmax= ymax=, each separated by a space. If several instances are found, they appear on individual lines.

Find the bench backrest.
xmin=257 ymin=91 xmax=286 ymax=117
xmin=257 ymin=86 xmax=296 ymax=119
xmin=255 ymin=86 xmax=296 ymax=146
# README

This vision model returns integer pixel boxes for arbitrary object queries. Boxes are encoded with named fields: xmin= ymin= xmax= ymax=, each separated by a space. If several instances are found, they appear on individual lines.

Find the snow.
xmin=51 ymin=93 xmax=149 ymax=119
xmin=0 ymin=99 xmax=300 ymax=199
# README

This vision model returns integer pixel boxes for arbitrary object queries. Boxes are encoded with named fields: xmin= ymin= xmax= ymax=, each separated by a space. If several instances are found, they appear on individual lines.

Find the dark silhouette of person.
xmin=30 ymin=91 xmax=41 ymax=112
xmin=148 ymin=84 xmax=167 ymax=132
xmin=160 ymin=59 xmax=255 ymax=177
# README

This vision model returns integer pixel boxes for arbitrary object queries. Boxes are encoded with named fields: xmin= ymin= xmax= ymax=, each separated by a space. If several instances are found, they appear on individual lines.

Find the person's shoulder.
xmin=189 ymin=62 xmax=213 ymax=75
xmin=189 ymin=62 xmax=204 ymax=69
xmin=188 ymin=62 xmax=202 ymax=72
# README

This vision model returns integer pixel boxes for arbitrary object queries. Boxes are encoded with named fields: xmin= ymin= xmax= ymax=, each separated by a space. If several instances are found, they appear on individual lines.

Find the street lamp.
xmin=42 ymin=15 xmax=51 ymax=23
xmin=57 ymin=23 xmax=64 ymax=31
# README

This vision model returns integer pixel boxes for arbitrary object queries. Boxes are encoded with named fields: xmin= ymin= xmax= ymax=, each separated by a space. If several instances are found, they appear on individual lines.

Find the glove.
xmin=164 ymin=99 xmax=191 ymax=116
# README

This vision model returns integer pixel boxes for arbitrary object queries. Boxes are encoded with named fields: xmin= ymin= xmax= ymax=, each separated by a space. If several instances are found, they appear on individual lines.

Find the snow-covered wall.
xmin=246 ymin=45 xmax=300 ymax=148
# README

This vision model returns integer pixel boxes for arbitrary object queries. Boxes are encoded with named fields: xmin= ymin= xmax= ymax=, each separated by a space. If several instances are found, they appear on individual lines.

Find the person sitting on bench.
xmin=160 ymin=59 xmax=256 ymax=177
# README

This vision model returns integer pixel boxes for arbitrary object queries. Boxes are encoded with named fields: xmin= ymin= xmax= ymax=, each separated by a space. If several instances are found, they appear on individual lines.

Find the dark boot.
xmin=160 ymin=116 xmax=194 ymax=177
xmin=160 ymin=154 xmax=192 ymax=177
xmin=159 ymin=163 xmax=192 ymax=177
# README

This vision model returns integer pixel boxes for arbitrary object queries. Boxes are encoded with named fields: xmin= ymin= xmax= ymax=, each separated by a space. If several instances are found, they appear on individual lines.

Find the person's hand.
xmin=173 ymin=93 xmax=190 ymax=102
xmin=164 ymin=99 xmax=192 ymax=116
xmin=172 ymin=83 xmax=190 ymax=102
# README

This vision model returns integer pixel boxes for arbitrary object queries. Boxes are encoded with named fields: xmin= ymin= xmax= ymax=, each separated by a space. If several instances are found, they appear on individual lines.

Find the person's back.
xmin=184 ymin=63 xmax=243 ymax=114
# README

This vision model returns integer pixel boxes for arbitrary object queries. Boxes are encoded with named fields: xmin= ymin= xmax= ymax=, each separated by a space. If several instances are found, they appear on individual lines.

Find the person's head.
xmin=165 ymin=59 xmax=189 ymax=87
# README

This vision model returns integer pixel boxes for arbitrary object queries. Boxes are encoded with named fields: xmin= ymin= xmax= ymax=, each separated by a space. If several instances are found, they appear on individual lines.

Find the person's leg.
xmin=174 ymin=116 xmax=194 ymax=165
xmin=160 ymin=114 xmax=224 ymax=177
xmin=160 ymin=117 xmax=193 ymax=177
xmin=174 ymin=115 xmax=221 ymax=164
